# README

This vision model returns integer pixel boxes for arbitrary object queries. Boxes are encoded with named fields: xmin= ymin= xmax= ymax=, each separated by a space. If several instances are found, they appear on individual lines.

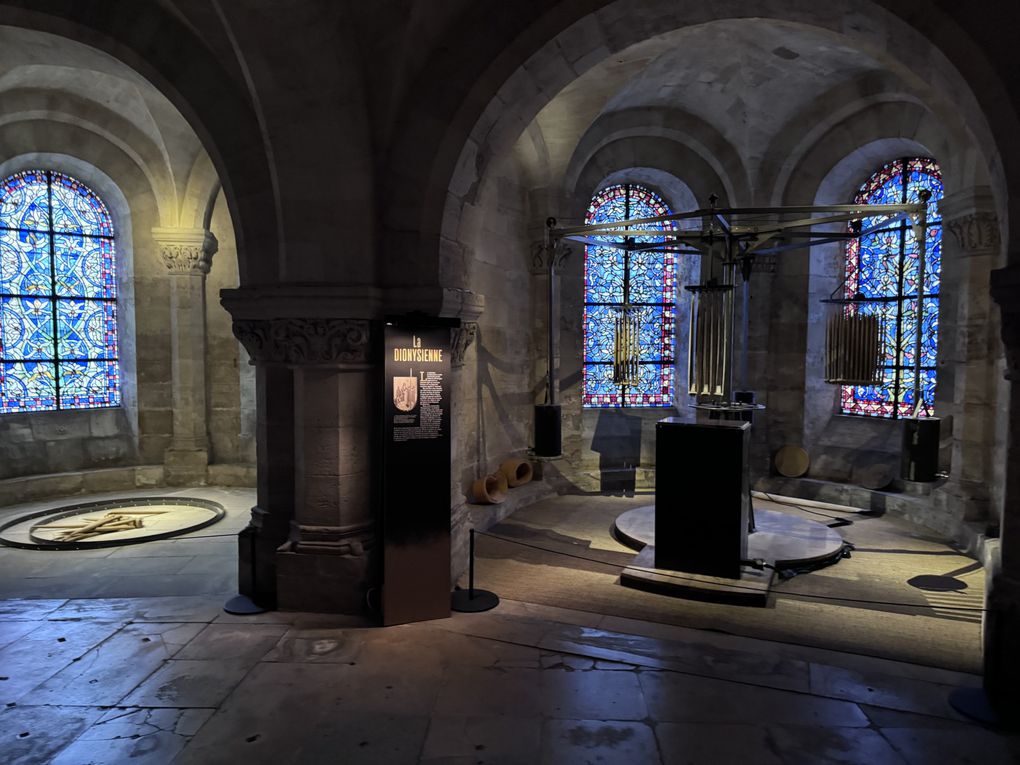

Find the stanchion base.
xmin=948 ymin=688 xmax=1000 ymax=728
xmin=451 ymin=589 xmax=500 ymax=613
xmin=223 ymin=594 xmax=268 ymax=616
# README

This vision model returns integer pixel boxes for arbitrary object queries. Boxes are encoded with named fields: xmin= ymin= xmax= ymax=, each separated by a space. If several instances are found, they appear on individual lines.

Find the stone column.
xmin=232 ymin=316 xmax=379 ymax=613
xmin=986 ymin=263 xmax=1020 ymax=721
xmin=932 ymin=190 xmax=999 ymax=531
xmin=154 ymin=228 xmax=218 ymax=485
xmin=224 ymin=328 xmax=294 ymax=609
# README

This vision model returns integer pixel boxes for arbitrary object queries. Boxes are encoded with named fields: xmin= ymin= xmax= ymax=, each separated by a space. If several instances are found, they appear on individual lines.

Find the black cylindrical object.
xmin=534 ymin=404 xmax=561 ymax=457
xmin=901 ymin=417 xmax=940 ymax=482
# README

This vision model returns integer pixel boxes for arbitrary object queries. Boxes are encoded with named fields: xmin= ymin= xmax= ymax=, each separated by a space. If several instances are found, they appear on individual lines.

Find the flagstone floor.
xmin=0 ymin=594 xmax=1016 ymax=764
xmin=0 ymin=488 xmax=1017 ymax=763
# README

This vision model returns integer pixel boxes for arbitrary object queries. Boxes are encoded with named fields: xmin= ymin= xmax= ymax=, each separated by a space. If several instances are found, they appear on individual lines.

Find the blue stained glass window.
xmin=0 ymin=171 xmax=119 ymax=413
xmin=841 ymin=158 xmax=941 ymax=418
xmin=583 ymin=183 xmax=676 ymax=407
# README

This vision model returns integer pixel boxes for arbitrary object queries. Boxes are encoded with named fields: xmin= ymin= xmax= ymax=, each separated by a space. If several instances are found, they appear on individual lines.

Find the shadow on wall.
xmin=469 ymin=325 xmax=531 ymax=495
xmin=591 ymin=410 xmax=642 ymax=495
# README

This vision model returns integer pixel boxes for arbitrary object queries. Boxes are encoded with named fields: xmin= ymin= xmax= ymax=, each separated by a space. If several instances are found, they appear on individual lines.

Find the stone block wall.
xmin=205 ymin=190 xmax=254 ymax=466
xmin=0 ymin=192 xmax=251 ymax=488
xmin=449 ymin=157 xmax=538 ymax=503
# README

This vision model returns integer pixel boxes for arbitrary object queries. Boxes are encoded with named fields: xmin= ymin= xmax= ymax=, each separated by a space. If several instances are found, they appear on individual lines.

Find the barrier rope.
xmin=472 ymin=529 xmax=988 ymax=614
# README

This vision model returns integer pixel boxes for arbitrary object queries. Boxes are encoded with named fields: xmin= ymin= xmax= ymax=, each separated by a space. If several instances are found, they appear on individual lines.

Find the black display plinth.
xmin=901 ymin=417 xmax=940 ymax=482
xmin=654 ymin=418 xmax=750 ymax=579
xmin=534 ymin=404 xmax=561 ymax=457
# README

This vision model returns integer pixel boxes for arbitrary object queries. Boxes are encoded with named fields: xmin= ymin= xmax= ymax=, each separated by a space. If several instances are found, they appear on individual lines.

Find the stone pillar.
xmin=225 ymin=342 xmax=294 ymax=609
xmin=986 ymin=263 xmax=1020 ymax=721
xmin=931 ymin=190 xmax=999 ymax=531
xmin=231 ymin=314 xmax=379 ymax=613
xmin=155 ymin=228 xmax=218 ymax=485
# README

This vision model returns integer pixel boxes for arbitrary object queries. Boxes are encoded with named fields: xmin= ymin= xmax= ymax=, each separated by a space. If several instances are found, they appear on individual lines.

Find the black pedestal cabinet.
xmin=654 ymin=418 xmax=750 ymax=579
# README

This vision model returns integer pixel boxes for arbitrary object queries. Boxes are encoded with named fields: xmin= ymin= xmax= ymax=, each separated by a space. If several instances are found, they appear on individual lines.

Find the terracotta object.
xmin=470 ymin=472 xmax=508 ymax=504
xmin=774 ymin=445 xmax=809 ymax=478
xmin=499 ymin=458 xmax=533 ymax=488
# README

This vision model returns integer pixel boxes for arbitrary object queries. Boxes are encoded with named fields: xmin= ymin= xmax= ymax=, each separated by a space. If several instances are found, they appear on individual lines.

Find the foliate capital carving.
xmin=450 ymin=322 xmax=478 ymax=368
xmin=233 ymin=318 xmax=372 ymax=366
xmin=153 ymin=228 xmax=218 ymax=274
xmin=945 ymin=212 xmax=1000 ymax=253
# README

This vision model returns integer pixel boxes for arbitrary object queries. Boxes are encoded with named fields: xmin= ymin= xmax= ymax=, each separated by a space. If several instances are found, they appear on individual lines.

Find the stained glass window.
xmin=583 ymin=184 xmax=677 ymax=407
xmin=1 ymin=171 xmax=119 ymax=413
xmin=841 ymin=158 xmax=942 ymax=418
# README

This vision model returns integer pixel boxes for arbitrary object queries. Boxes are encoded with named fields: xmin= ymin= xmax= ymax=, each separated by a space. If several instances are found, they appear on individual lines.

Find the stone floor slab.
xmin=19 ymin=623 xmax=194 ymax=706
xmin=434 ymin=667 xmax=544 ymax=717
xmin=655 ymin=722 xmax=783 ymax=765
xmin=879 ymin=727 xmax=1020 ymax=765
xmin=639 ymin=670 xmax=870 ymax=726
xmin=174 ymin=623 xmax=288 ymax=662
xmin=48 ymin=707 xmax=214 ymax=765
xmin=421 ymin=714 xmax=542 ymax=761
xmin=0 ymin=704 xmax=104 ymax=765
xmin=119 ymin=658 xmax=254 ymax=707
xmin=0 ymin=620 xmax=123 ymax=705
xmin=541 ymin=719 xmax=662 ymax=765
xmin=540 ymin=667 xmax=647 ymax=720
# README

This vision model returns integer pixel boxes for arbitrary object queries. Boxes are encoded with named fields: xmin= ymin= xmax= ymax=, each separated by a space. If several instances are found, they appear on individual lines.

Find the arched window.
xmin=841 ymin=158 xmax=942 ymax=417
xmin=0 ymin=170 xmax=119 ymax=413
xmin=583 ymin=183 xmax=676 ymax=407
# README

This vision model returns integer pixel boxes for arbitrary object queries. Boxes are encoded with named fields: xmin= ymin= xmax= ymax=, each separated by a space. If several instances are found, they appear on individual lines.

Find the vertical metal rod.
xmin=726 ymin=258 xmax=736 ymax=402
xmin=547 ymin=240 xmax=558 ymax=406
xmin=468 ymin=528 xmax=476 ymax=599
xmin=914 ymin=197 xmax=928 ymax=415
xmin=741 ymin=277 xmax=750 ymax=391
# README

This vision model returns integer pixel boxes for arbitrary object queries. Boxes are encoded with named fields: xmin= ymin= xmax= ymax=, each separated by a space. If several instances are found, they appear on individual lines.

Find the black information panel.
xmin=382 ymin=322 xmax=452 ymax=625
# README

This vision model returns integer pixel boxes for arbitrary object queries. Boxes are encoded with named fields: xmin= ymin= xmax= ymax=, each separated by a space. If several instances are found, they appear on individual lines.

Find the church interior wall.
xmin=0 ymin=0 xmax=1018 ymax=708
xmin=0 ymin=27 xmax=251 ymax=494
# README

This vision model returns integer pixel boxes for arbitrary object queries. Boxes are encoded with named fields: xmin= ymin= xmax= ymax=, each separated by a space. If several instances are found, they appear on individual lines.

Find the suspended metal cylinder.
xmin=612 ymin=305 xmax=641 ymax=385
xmin=686 ymin=284 xmax=734 ymax=399
xmin=824 ymin=310 xmax=882 ymax=385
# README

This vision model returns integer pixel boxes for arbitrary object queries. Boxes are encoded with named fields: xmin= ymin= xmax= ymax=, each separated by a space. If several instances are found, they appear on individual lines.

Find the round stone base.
xmin=614 ymin=504 xmax=844 ymax=568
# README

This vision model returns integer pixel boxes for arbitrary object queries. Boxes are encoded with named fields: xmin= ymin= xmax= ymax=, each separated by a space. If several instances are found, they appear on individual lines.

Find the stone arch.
xmin=0 ymin=143 xmax=147 ymax=466
xmin=384 ymin=0 xmax=1014 ymax=299
xmin=564 ymin=107 xmax=749 ymax=209
xmin=0 ymin=6 xmax=279 ymax=284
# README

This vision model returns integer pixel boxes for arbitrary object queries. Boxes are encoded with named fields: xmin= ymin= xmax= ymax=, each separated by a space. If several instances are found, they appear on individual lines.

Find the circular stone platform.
xmin=0 ymin=497 xmax=225 ymax=550
xmin=613 ymin=504 xmax=844 ymax=568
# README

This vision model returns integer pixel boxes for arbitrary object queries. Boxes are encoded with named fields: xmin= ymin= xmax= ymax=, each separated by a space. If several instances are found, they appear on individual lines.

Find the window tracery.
xmin=583 ymin=183 xmax=676 ymax=407
xmin=841 ymin=158 xmax=942 ymax=417
xmin=0 ymin=171 xmax=120 ymax=413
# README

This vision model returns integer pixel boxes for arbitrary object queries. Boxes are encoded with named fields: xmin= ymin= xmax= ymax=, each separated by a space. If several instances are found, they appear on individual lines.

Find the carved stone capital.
xmin=945 ymin=212 xmax=1000 ymax=253
xmin=153 ymin=228 xmax=218 ymax=274
xmin=450 ymin=322 xmax=478 ymax=368
xmin=233 ymin=317 xmax=372 ymax=366
xmin=530 ymin=240 xmax=573 ymax=275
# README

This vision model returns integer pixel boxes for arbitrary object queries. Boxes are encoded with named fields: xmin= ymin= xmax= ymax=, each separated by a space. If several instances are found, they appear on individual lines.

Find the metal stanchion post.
xmin=451 ymin=528 xmax=500 ymax=613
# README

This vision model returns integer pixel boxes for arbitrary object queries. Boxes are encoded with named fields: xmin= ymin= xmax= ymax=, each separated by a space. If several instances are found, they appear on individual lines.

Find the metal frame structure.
xmin=543 ymin=197 xmax=930 ymax=416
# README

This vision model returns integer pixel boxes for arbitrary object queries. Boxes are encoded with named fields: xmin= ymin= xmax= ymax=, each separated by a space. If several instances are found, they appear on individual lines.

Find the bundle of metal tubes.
xmin=687 ymin=286 xmax=733 ymax=398
xmin=825 ymin=312 xmax=882 ymax=384
xmin=613 ymin=306 xmax=640 ymax=385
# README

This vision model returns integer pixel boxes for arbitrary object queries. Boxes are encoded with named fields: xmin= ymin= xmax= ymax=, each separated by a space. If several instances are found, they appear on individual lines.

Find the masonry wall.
xmin=448 ymin=155 xmax=539 ymax=529
xmin=0 ymin=187 xmax=249 ymax=486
